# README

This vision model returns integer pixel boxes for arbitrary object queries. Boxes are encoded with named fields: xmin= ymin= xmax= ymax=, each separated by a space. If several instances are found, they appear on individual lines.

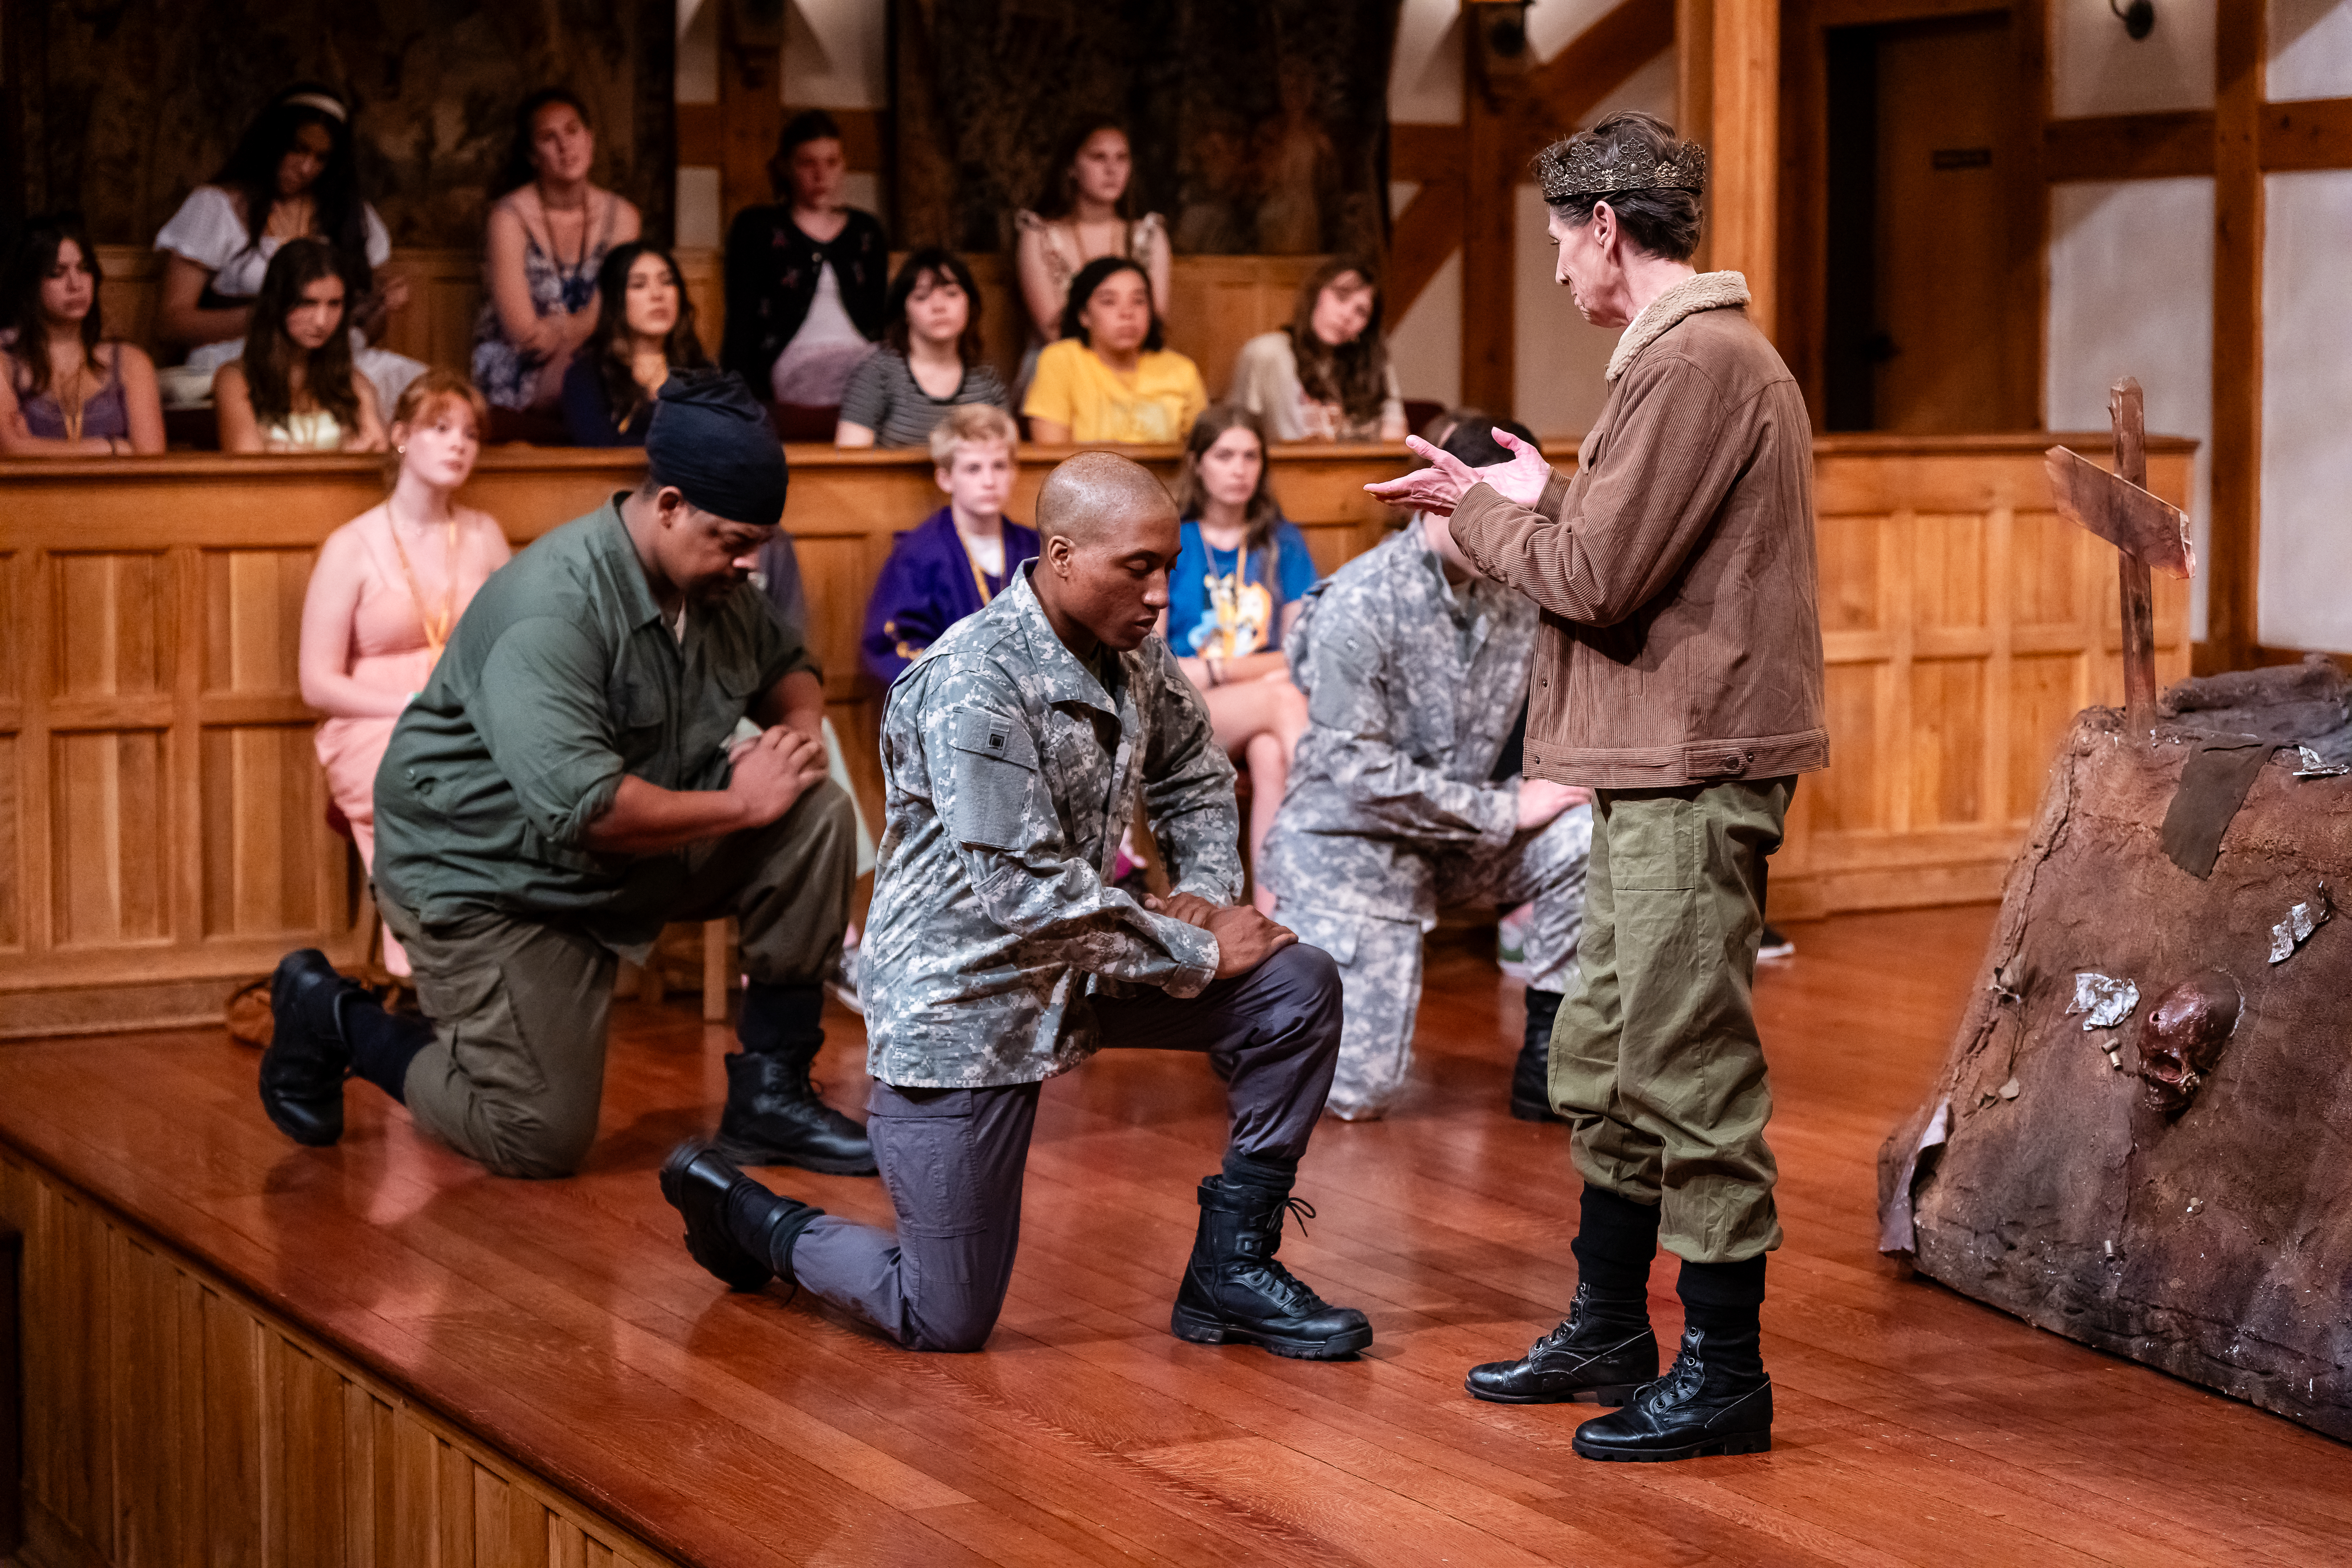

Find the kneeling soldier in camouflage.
xmin=661 ymin=452 xmax=1371 ymax=1358
xmin=1264 ymin=415 xmax=1593 ymax=1122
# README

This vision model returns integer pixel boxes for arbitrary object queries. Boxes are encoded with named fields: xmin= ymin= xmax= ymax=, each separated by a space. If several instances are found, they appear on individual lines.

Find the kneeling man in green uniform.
xmin=259 ymin=372 xmax=872 ymax=1180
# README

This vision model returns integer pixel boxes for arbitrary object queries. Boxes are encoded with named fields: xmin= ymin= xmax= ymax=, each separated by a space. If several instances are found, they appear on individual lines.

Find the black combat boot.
xmin=1569 ymin=1325 xmax=1773 ymax=1461
xmin=1464 ymin=1281 xmax=1658 ymax=1403
xmin=715 ymin=981 xmax=877 ymax=1175
xmin=1510 ymin=988 xmax=1566 ymax=1121
xmin=660 ymin=1141 xmax=827 ymax=1293
xmin=1170 ymin=1175 xmax=1373 ymax=1359
xmin=259 ymin=949 xmax=363 ymax=1145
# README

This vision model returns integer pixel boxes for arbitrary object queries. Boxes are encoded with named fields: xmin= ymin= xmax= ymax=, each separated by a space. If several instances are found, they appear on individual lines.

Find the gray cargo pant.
xmin=787 ymin=942 xmax=1342 ymax=1352
xmin=1277 ymin=803 xmax=1591 ymax=1120
xmin=379 ymin=780 xmax=858 ymax=1179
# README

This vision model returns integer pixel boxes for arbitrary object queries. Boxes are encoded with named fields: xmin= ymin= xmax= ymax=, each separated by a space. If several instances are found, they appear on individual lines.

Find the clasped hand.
xmin=1144 ymin=892 xmax=1297 ymax=979
xmin=1363 ymin=427 xmax=1551 ymax=518
xmin=725 ymin=725 xmax=828 ymax=826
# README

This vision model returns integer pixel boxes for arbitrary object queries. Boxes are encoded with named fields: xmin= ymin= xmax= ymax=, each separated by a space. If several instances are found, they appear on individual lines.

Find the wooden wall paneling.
xmin=2004 ymin=0 xmax=2049 ymax=433
xmin=1710 ymin=0 xmax=1778 ymax=340
xmin=2207 ymin=0 xmax=2264 ymax=673
xmin=2043 ymin=110 xmax=2217 ymax=182
xmin=0 ymin=1146 xmax=681 ymax=1568
xmin=1774 ymin=0 xmax=1824 ymax=411
xmin=0 ymin=547 xmax=20 ymax=955
xmin=0 ymin=1219 xmax=17 ymax=1559
xmin=2260 ymin=95 xmax=2352 ymax=173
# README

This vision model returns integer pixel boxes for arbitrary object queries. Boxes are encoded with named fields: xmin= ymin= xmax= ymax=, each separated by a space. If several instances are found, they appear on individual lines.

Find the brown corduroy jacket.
xmin=1449 ymin=272 xmax=1828 ymax=790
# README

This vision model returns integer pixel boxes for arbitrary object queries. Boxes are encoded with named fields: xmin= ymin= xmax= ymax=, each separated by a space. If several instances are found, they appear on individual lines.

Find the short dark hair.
xmin=769 ymin=110 xmax=843 ymax=196
xmin=1438 ymin=412 xmax=1539 ymax=470
xmin=1060 ymin=255 xmax=1164 ymax=354
xmin=884 ymin=248 xmax=985 ymax=365
xmin=1538 ymin=111 xmax=1704 ymax=263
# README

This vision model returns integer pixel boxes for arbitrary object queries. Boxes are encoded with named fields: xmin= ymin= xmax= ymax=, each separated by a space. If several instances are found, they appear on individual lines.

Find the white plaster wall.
xmin=1390 ymin=0 xmax=1464 ymax=125
xmin=2258 ymin=169 xmax=2352 ymax=653
xmin=2050 ymin=0 xmax=2216 ymax=117
xmin=2046 ymin=178 xmax=2215 ymax=640
xmin=2269 ymin=0 xmax=2352 ymax=101
xmin=1388 ymin=251 xmax=1463 ymax=410
xmin=784 ymin=0 xmax=889 ymax=108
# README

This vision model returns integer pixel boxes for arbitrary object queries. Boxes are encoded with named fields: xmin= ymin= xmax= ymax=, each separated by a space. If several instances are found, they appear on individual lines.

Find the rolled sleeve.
xmin=471 ymin=617 xmax=628 ymax=850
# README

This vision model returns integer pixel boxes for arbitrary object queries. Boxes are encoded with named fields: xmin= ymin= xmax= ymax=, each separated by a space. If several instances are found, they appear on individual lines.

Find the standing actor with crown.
xmin=1370 ymin=111 xmax=1828 ymax=1462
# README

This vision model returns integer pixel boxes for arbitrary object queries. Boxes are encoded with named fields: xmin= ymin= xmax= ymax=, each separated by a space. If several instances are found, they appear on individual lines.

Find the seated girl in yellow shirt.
xmin=1023 ymin=255 xmax=1205 ymax=444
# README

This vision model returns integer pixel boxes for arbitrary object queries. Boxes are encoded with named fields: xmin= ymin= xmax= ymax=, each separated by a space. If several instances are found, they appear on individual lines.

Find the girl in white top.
xmin=152 ymin=84 xmax=424 ymax=413
xmin=1015 ymin=119 xmax=1171 ymax=361
xmin=1228 ymin=256 xmax=1407 ymax=443
xmin=213 ymin=240 xmax=387 ymax=454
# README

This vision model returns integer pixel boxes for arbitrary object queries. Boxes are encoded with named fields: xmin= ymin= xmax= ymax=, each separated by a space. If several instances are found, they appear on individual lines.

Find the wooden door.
xmin=1869 ymin=11 xmax=2024 ymax=432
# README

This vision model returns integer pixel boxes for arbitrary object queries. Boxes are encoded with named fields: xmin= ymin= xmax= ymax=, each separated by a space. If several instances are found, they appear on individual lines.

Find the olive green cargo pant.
xmin=378 ymin=781 xmax=858 ymax=1179
xmin=1548 ymin=777 xmax=1794 ymax=1264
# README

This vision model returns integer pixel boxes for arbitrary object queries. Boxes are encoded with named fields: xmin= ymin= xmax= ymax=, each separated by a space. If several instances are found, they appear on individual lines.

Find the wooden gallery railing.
xmin=0 ymin=434 xmax=2190 ymax=1037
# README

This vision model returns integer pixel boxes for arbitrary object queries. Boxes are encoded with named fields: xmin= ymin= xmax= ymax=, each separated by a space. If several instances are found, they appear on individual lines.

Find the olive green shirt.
xmin=373 ymin=497 xmax=816 ymax=949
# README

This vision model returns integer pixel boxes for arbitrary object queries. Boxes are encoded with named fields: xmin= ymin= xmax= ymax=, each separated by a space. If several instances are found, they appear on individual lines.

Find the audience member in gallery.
xmin=472 ymin=88 xmax=643 ymax=413
xmin=212 ymin=239 xmax=388 ymax=453
xmin=0 ymin=214 xmax=164 ymax=456
xmin=1229 ymin=256 xmax=1407 ymax=443
xmin=297 ymin=370 xmax=511 ymax=974
xmin=834 ymin=248 xmax=1010 ymax=449
xmin=1015 ymin=117 xmax=1170 ymax=365
xmin=860 ymin=403 xmax=1040 ymax=686
xmin=1023 ymin=256 xmax=1205 ymax=446
xmin=721 ymin=109 xmax=888 ymax=409
xmin=560 ymin=242 xmax=711 ymax=448
xmin=152 ymin=83 xmax=424 ymax=413
xmin=1163 ymin=404 xmax=1314 ymax=913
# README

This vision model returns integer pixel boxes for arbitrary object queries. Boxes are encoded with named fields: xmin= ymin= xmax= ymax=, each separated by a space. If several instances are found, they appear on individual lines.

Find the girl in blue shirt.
xmin=1163 ymin=404 xmax=1318 ymax=912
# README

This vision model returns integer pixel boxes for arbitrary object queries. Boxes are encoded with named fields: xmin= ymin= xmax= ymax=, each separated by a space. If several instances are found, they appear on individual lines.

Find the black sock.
xmin=1677 ymin=1254 xmax=1767 ymax=1383
xmin=1221 ymin=1150 xmax=1298 ymax=1195
xmin=1571 ymin=1185 xmax=1660 ymax=1325
xmin=342 ymin=993 xmax=432 ymax=1104
xmin=739 ymin=980 xmax=824 ymax=1061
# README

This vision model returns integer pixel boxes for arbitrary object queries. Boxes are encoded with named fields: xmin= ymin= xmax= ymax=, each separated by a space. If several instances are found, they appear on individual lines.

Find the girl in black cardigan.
xmin=721 ymin=110 xmax=887 ymax=407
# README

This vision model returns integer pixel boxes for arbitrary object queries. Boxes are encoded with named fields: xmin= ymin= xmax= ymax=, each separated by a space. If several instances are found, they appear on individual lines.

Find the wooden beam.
xmin=2044 ymin=111 xmax=2217 ymax=181
xmin=1385 ymin=177 xmax=1468 ymax=322
xmin=1462 ymin=12 xmax=1518 ymax=413
xmin=718 ymin=4 xmax=784 ymax=226
xmin=676 ymin=102 xmax=722 ymax=167
xmin=2206 ymin=0 xmax=2264 ymax=673
xmin=1512 ymin=0 xmax=1679 ymax=164
xmin=2005 ymin=0 xmax=2050 ymax=430
xmin=2261 ymin=95 xmax=2352 ymax=173
xmin=1711 ymin=0 xmax=1779 ymax=340
xmin=1388 ymin=123 xmax=1465 ymax=183
xmin=1676 ymin=0 xmax=1715 ymax=274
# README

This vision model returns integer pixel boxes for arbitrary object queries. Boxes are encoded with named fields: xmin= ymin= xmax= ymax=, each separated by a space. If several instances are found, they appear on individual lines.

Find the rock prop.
xmin=1879 ymin=657 xmax=2352 ymax=1441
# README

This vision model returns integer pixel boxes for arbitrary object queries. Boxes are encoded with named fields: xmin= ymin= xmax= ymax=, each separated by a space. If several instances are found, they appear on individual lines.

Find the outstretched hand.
xmin=1362 ymin=429 xmax=1551 ymax=517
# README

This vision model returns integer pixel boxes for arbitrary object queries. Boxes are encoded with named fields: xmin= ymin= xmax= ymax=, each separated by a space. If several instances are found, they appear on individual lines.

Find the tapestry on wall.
xmin=893 ymin=0 xmax=1400 ymax=261
xmin=8 ymin=0 xmax=674 ymax=247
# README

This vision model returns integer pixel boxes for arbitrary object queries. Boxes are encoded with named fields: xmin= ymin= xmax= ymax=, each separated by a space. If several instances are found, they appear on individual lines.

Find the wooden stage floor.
xmin=5 ymin=903 xmax=2349 ymax=1566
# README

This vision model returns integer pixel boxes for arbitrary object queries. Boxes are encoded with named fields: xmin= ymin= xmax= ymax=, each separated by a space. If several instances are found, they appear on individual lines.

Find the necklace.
xmin=386 ymin=502 xmax=462 ymax=665
xmin=53 ymin=354 xmax=88 ymax=443
xmin=958 ymin=529 xmax=1005 ymax=605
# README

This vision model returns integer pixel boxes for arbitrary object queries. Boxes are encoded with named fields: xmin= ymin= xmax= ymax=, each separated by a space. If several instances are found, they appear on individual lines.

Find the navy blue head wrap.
xmin=644 ymin=370 xmax=789 ymax=528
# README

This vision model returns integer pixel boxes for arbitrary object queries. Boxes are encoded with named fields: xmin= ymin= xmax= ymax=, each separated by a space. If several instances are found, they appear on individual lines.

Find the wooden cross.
xmin=2044 ymin=377 xmax=2195 ymax=737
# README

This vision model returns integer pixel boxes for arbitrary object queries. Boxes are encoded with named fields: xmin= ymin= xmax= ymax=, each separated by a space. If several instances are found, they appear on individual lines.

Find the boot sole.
xmin=1465 ymin=1380 xmax=1643 ymax=1406
xmin=1169 ymin=1304 xmax=1373 ymax=1360
xmin=711 ymin=1133 xmax=878 ymax=1177
xmin=1572 ymin=1429 xmax=1772 ymax=1462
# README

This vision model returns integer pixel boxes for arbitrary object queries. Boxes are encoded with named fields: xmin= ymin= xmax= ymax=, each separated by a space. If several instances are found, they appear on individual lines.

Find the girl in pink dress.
xmin=298 ymin=369 xmax=511 ymax=973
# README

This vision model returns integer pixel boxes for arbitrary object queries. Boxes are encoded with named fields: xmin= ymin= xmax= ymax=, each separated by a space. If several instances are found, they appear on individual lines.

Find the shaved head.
xmin=1037 ymin=450 xmax=1178 ymax=545
xmin=1031 ymin=451 xmax=1183 ymax=657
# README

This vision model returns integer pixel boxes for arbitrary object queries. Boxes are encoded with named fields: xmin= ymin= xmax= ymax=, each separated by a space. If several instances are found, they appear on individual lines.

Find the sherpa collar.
xmin=1606 ymin=271 xmax=1750 ymax=383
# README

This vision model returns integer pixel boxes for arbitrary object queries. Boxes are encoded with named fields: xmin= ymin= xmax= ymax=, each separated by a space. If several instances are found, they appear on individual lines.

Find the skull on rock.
xmin=2136 ymin=969 xmax=2242 ymax=1115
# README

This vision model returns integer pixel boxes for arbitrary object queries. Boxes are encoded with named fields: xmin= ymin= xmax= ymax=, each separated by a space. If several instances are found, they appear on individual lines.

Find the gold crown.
xmin=1535 ymin=137 xmax=1707 ymax=202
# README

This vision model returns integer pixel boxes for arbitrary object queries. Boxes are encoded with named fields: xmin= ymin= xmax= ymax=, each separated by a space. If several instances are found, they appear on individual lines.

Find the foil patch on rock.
xmin=2068 ymin=973 xmax=2141 ymax=1030
xmin=2269 ymin=884 xmax=2333 ymax=964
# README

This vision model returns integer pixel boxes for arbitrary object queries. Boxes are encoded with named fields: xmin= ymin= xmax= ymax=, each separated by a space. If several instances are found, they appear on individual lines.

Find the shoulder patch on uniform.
xmin=948 ymin=707 xmax=1038 ymax=769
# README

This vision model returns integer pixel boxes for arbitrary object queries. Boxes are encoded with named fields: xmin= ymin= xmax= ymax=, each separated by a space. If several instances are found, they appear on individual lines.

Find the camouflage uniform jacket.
xmin=862 ymin=564 xmax=1242 ymax=1088
xmin=1263 ymin=524 xmax=1539 ymax=928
